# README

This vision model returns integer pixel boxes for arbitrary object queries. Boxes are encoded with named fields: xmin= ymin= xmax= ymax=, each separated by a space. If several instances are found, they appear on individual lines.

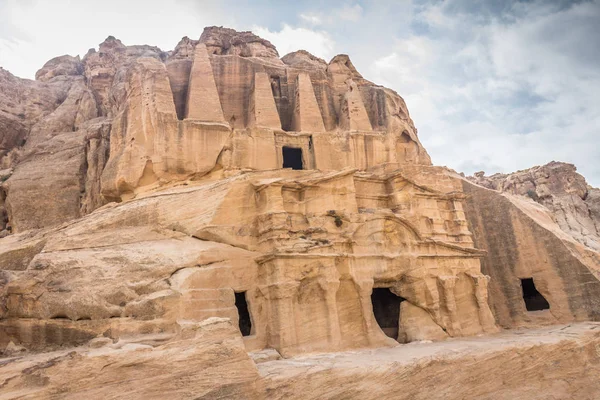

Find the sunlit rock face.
xmin=465 ymin=162 xmax=600 ymax=327
xmin=1 ymin=26 xmax=600 ymax=400
xmin=468 ymin=162 xmax=600 ymax=252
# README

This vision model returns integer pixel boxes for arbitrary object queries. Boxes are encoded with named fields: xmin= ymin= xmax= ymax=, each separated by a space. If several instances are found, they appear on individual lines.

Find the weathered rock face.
xmin=0 ymin=60 xmax=99 ymax=234
xmin=0 ymin=27 xmax=486 ymax=357
xmin=200 ymin=26 xmax=281 ymax=59
xmin=1 ymin=322 xmax=599 ymax=399
xmin=0 ymin=318 xmax=264 ymax=399
xmin=469 ymin=162 xmax=600 ymax=251
xmin=35 ymin=55 xmax=84 ymax=82
xmin=0 ymin=26 xmax=432 ymax=235
xmin=462 ymin=179 xmax=600 ymax=328
xmin=462 ymin=162 xmax=600 ymax=329
xmin=0 ymin=67 xmax=71 ymax=169
xmin=1 ymin=26 xmax=600 ymax=399
xmin=0 ymin=166 xmax=499 ymax=356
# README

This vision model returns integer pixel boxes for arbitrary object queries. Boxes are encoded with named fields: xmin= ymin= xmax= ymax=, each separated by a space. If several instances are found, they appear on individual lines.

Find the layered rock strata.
xmin=0 ymin=26 xmax=600 ymax=399
xmin=1 ymin=322 xmax=598 ymax=399
xmin=469 ymin=162 xmax=600 ymax=251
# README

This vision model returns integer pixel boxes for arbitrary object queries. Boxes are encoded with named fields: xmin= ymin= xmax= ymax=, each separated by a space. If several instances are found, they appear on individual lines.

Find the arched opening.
xmin=521 ymin=278 xmax=550 ymax=311
xmin=234 ymin=291 xmax=252 ymax=336
xmin=282 ymin=146 xmax=304 ymax=170
xmin=399 ymin=131 xmax=412 ymax=143
xmin=371 ymin=288 xmax=405 ymax=341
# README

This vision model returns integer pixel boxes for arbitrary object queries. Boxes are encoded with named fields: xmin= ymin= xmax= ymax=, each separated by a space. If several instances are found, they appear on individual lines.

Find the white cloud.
xmin=252 ymin=24 xmax=335 ymax=60
xmin=367 ymin=0 xmax=600 ymax=186
xmin=296 ymin=3 xmax=363 ymax=29
xmin=299 ymin=13 xmax=323 ymax=26
xmin=0 ymin=0 xmax=229 ymax=79
xmin=338 ymin=4 xmax=363 ymax=21
xmin=1 ymin=0 xmax=598 ymax=186
xmin=419 ymin=3 xmax=457 ymax=29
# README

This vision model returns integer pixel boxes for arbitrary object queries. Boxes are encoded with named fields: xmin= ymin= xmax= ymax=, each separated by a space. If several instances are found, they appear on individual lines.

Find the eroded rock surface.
xmin=1 ymin=26 xmax=600 ymax=399
xmin=1 ymin=322 xmax=598 ymax=399
xmin=0 ymin=319 xmax=263 ymax=399
xmin=469 ymin=162 xmax=600 ymax=251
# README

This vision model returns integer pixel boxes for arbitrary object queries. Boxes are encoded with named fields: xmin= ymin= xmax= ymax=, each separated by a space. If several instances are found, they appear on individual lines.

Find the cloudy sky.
xmin=1 ymin=0 xmax=599 ymax=185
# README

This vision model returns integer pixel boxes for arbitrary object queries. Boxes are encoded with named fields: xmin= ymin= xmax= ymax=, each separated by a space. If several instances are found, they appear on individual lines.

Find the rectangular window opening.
xmin=282 ymin=146 xmax=304 ymax=170
xmin=371 ymin=287 xmax=405 ymax=342
xmin=234 ymin=291 xmax=252 ymax=336
xmin=521 ymin=278 xmax=550 ymax=311
xmin=270 ymin=75 xmax=282 ymax=99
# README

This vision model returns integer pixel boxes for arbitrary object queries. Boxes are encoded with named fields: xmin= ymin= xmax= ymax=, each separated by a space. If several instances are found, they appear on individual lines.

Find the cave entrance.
xmin=282 ymin=146 xmax=303 ymax=170
xmin=371 ymin=288 xmax=405 ymax=341
xmin=235 ymin=291 xmax=252 ymax=336
xmin=521 ymin=278 xmax=550 ymax=311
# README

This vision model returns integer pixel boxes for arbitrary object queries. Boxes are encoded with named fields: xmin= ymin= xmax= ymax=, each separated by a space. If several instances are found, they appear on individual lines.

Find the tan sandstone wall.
xmin=462 ymin=180 xmax=600 ymax=327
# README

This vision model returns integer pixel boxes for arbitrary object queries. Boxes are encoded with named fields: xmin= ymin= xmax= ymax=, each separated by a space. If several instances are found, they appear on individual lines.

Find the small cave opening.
xmin=282 ymin=146 xmax=304 ymax=170
xmin=399 ymin=131 xmax=413 ymax=143
xmin=371 ymin=288 xmax=405 ymax=341
xmin=235 ymin=291 xmax=252 ymax=336
xmin=521 ymin=278 xmax=550 ymax=311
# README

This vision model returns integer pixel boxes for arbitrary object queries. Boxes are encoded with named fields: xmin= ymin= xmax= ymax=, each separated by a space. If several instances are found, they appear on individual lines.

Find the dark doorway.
xmin=235 ymin=291 xmax=252 ymax=336
xmin=282 ymin=146 xmax=303 ymax=170
xmin=521 ymin=278 xmax=550 ymax=311
xmin=270 ymin=75 xmax=282 ymax=98
xmin=371 ymin=288 xmax=405 ymax=340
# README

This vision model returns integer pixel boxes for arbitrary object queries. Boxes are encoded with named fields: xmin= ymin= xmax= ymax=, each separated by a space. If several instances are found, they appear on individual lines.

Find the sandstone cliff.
xmin=0 ymin=28 xmax=431 ymax=236
xmin=468 ymin=162 xmax=600 ymax=251
xmin=1 ymin=27 xmax=599 ymax=399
